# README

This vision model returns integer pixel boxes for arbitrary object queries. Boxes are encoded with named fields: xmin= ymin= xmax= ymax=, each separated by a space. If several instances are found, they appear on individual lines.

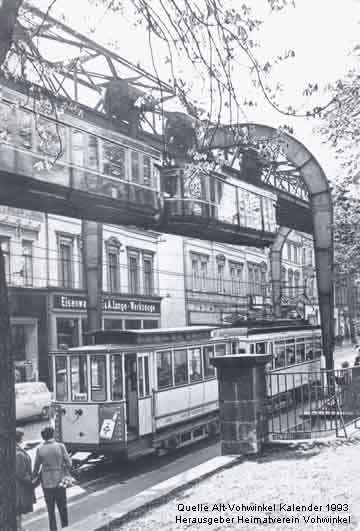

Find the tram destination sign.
xmin=54 ymin=294 xmax=160 ymax=314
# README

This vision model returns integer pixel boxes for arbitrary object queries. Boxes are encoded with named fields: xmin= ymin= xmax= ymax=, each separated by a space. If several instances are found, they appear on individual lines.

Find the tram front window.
xmin=55 ymin=357 xmax=67 ymax=401
xmin=71 ymin=356 xmax=88 ymax=401
xmin=111 ymin=355 xmax=123 ymax=401
xmin=90 ymin=355 xmax=107 ymax=401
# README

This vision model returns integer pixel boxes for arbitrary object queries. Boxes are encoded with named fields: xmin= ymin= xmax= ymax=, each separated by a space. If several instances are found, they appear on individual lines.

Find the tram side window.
xmin=203 ymin=346 xmax=215 ymax=378
xmin=306 ymin=341 xmax=314 ymax=360
xmin=55 ymin=357 xmax=67 ymax=401
xmin=274 ymin=341 xmax=286 ymax=368
xmin=189 ymin=348 xmax=202 ymax=382
xmin=174 ymin=349 xmax=188 ymax=386
xmin=138 ymin=355 xmax=150 ymax=397
xmin=111 ymin=355 xmax=123 ymax=401
xmin=71 ymin=356 xmax=88 ymax=401
xmin=157 ymin=351 xmax=172 ymax=389
xmin=215 ymin=344 xmax=226 ymax=357
xmin=286 ymin=340 xmax=295 ymax=365
xmin=296 ymin=340 xmax=305 ymax=363
xmin=314 ymin=339 xmax=322 ymax=358
xmin=90 ymin=355 xmax=107 ymax=401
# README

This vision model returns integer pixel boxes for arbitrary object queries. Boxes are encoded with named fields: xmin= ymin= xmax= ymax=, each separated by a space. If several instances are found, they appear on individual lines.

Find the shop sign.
xmin=54 ymin=294 xmax=160 ymax=314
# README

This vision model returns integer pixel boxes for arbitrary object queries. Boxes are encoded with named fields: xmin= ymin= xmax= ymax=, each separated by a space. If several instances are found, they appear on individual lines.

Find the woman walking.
xmin=33 ymin=426 xmax=72 ymax=531
xmin=15 ymin=428 xmax=35 ymax=530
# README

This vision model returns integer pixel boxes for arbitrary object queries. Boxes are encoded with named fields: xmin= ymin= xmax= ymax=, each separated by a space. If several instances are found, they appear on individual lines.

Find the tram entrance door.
xmin=125 ymin=354 xmax=138 ymax=435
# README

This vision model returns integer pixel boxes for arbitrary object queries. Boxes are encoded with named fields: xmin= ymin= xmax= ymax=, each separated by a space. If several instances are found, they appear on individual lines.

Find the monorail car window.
xmin=203 ymin=346 xmax=215 ymax=378
xmin=90 ymin=355 xmax=107 ymax=401
xmin=255 ymin=342 xmax=266 ymax=354
xmin=286 ymin=340 xmax=295 ymax=365
xmin=215 ymin=344 xmax=226 ymax=356
xmin=55 ymin=356 xmax=68 ymax=401
xmin=189 ymin=348 xmax=202 ymax=382
xmin=157 ymin=350 xmax=172 ymax=389
xmin=305 ymin=341 xmax=314 ymax=360
xmin=71 ymin=356 xmax=88 ymax=401
xmin=174 ymin=349 xmax=188 ymax=386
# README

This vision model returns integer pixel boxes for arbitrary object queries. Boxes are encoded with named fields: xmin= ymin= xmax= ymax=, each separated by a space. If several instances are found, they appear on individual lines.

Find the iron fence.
xmin=266 ymin=368 xmax=359 ymax=440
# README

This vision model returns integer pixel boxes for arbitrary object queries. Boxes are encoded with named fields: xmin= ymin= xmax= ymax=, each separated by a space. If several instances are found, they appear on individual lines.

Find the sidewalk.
xmin=66 ymin=455 xmax=240 ymax=531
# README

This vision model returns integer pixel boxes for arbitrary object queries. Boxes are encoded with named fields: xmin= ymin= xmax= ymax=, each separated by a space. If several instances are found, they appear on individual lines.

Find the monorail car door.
xmin=125 ymin=354 xmax=138 ymax=434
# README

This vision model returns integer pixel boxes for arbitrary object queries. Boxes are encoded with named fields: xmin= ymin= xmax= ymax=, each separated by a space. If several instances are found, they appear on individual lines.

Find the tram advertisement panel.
xmin=98 ymin=403 xmax=126 ymax=443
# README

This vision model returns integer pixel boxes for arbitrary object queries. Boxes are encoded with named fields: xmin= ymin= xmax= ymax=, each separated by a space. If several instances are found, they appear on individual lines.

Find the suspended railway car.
xmin=50 ymin=321 xmax=324 ymax=458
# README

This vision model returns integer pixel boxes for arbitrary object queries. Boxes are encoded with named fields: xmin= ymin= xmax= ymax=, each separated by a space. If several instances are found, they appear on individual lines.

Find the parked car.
xmin=16 ymin=381 xmax=52 ymax=421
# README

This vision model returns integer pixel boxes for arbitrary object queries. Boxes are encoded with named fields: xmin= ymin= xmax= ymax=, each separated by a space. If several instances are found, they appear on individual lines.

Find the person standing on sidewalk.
xmin=15 ymin=428 xmax=35 ymax=530
xmin=33 ymin=426 xmax=72 ymax=531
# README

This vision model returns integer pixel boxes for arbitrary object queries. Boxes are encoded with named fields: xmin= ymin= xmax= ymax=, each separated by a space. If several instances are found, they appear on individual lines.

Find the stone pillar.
xmin=211 ymin=355 xmax=271 ymax=455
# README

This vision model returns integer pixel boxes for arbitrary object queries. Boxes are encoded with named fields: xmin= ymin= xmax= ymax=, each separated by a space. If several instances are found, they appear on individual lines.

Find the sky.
xmin=30 ymin=0 xmax=360 ymax=177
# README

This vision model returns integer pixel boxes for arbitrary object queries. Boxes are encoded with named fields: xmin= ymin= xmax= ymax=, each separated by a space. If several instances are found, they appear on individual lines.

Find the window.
xmin=255 ymin=342 xmax=266 ymax=354
xmin=215 ymin=343 xmax=226 ymax=356
xmin=111 ymin=355 xmax=123 ymax=400
xmin=102 ymin=140 xmax=126 ymax=179
xmin=296 ymin=340 xmax=305 ymax=363
xmin=55 ymin=357 xmax=68 ymax=401
xmin=287 ymin=243 xmax=291 ymax=261
xmin=143 ymin=156 xmax=152 ymax=186
xmin=90 ymin=355 xmax=107 ymax=401
xmin=217 ymin=263 xmax=225 ymax=293
xmin=286 ymin=340 xmax=295 ymax=365
xmin=56 ymin=318 xmax=79 ymax=349
xmin=288 ymin=270 xmax=294 ymax=297
xmin=203 ymin=346 xmax=215 ymax=378
xmin=143 ymin=255 xmax=154 ymax=296
xmin=87 ymin=134 xmax=100 ymax=170
xmin=0 ymin=237 xmax=10 ymax=283
xmin=138 ymin=355 xmax=150 ymax=397
xmin=274 ymin=341 xmax=286 ymax=368
xmin=125 ymin=319 xmax=141 ymax=329
xmin=107 ymin=247 xmax=119 ymax=292
xmin=157 ymin=351 xmax=172 ymax=389
xmin=200 ymin=261 xmax=208 ymax=291
xmin=174 ymin=349 xmax=188 ymax=385
xmin=81 ymin=318 xmax=88 ymax=346
xmin=128 ymin=252 xmax=139 ymax=293
xmin=294 ymin=246 xmax=298 ymax=264
xmin=230 ymin=262 xmax=243 ymax=296
xmin=191 ymin=258 xmax=200 ymax=291
xmin=131 ymin=151 xmax=140 ymax=183
xmin=70 ymin=356 xmax=88 ymax=401
xmin=104 ymin=319 xmax=123 ymax=330
xmin=58 ymin=236 xmax=73 ymax=288
xmin=189 ymin=348 xmax=202 ymax=382
xmin=22 ymin=240 xmax=33 ymax=286
xmin=143 ymin=320 xmax=158 ymax=329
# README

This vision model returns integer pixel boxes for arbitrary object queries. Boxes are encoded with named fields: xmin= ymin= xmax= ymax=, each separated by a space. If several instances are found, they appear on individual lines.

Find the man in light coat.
xmin=33 ymin=426 xmax=72 ymax=531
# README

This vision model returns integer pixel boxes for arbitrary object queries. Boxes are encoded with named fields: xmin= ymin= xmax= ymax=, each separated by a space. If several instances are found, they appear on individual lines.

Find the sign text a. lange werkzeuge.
xmin=54 ymin=294 xmax=160 ymax=314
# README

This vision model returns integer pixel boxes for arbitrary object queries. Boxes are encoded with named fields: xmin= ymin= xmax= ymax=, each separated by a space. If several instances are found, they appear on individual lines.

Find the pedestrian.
xmin=33 ymin=426 xmax=72 ymax=531
xmin=15 ymin=428 xmax=35 ymax=530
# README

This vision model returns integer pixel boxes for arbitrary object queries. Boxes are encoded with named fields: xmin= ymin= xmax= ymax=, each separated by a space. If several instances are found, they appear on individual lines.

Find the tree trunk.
xmin=0 ymin=0 xmax=23 ymax=68
xmin=0 ymin=246 xmax=16 ymax=530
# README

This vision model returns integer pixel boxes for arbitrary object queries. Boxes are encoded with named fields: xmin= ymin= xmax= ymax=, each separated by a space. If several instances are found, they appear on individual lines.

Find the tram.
xmin=50 ymin=321 xmax=324 ymax=458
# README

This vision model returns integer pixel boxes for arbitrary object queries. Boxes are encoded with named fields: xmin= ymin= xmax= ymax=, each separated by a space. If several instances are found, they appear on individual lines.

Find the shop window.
xmin=157 ymin=350 xmax=172 ymax=389
xmin=56 ymin=318 xmax=79 ymax=349
xmin=128 ymin=252 xmax=139 ymax=294
xmin=125 ymin=319 xmax=141 ymax=329
xmin=143 ymin=320 xmax=158 ymax=329
xmin=55 ymin=357 xmax=68 ymax=401
xmin=203 ymin=346 xmax=215 ymax=378
xmin=22 ymin=240 xmax=33 ymax=286
xmin=143 ymin=255 xmax=154 ymax=296
xmin=111 ymin=355 xmax=123 ymax=400
xmin=70 ymin=356 xmax=88 ymax=401
xmin=0 ymin=237 xmax=10 ymax=283
xmin=11 ymin=324 xmax=27 ymax=362
xmin=90 ymin=355 xmax=107 ymax=401
xmin=189 ymin=348 xmax=202 ymax=382
xmin=58 ymin=235 xmax=74 ymax=288
xmin=174 ymin=349 xmax=188 ymax=386
xmin=104 ymin=319 xmax=123 ymax=330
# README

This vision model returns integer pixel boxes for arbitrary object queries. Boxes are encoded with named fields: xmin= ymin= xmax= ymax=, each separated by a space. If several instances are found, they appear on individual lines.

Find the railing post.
xmin=211 ymin=354 xmax=271 ymax=455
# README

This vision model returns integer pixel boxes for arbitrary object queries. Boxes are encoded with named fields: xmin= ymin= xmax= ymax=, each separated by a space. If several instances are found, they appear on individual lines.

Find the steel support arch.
xmin=208 ymin=124 xmax=334 ymax=370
